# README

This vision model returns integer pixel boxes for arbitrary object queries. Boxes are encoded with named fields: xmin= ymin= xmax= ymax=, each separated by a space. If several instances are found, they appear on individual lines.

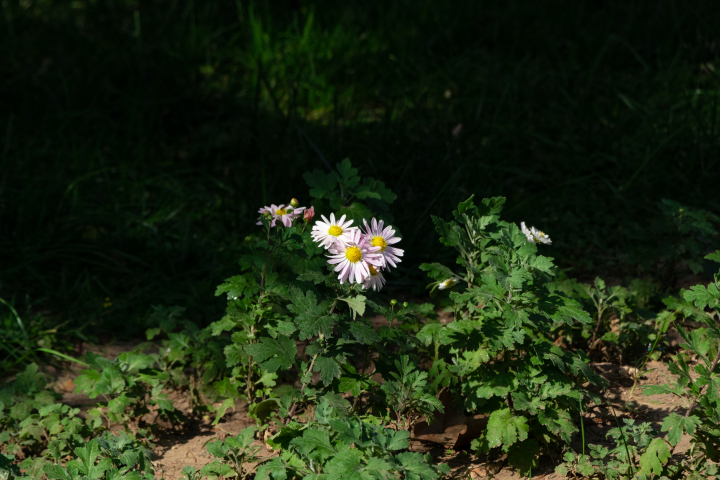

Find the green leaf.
xmin=304 ymin=168 xmax=338 ymax=200
xmin=314 ymin=357 xmax=341 ymax=386
xmin=638 ymin=438 xmax=671 ymax=476
xmin=214 ymin=274 xmax=259 ymax=299
xmin=683 ymin=283 xmax=720 ymax=309
xmin=323 ymin=450 xmax=366 ymax=480
xmin=291 ymin=428 xmax=336 ymax=463
xmin=250 ymin=399 xmax=280 ymax=424
xmin=419 ymin=262 xmax=456 ymax=282
xmin=287 ymin=287 xmax=334 ymax=340
xmin=340 ymin=295 xmax=366 ymax=320
xmin=200 ymin=460 xmax=236 ymax=478
xmin=394 ymin=451 xmax=440 ymax=480
xmin=538 ymin=408 xmax=575 ymax=444
xmin=706 ymin=251 xmax=720 ymax=264
xmin=661 ymin=412 xmax=701 ymax=446
xmin=244 ymin=336 xmax=296 ymax=372
xmin=213 ymin=378 xmax=241 ymax=399
xmin=483 ymin=408 xmax=529 ymax=451
xmin=347 ymin=322 xmax=379 ymax=344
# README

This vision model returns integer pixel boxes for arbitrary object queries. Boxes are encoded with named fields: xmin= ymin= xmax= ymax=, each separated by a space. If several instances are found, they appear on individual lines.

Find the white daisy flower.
xmin=311 ymin=213 xmax=357 ymax=249
xmin=257 ymin=204 xmax=305 ymax=227
xmin=362 ymin=265 xmax=386 ymax=291
xmin=520 ymin=222 xmax=552 ymax=245
xmin=326 ymin=229 xmax=383 ymax=284
xmin=362 ymin=218 xmax=403 ymax=270
xmin=438 ymin=277 xmax=460 ymax=290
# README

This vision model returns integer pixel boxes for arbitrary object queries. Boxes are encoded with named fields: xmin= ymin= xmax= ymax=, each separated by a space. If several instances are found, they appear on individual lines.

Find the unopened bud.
xmin=245 ymin=236 xmax=253 ymax=242
xmin=390 ymin=299 xmax=397 ymax=306
xmin=402 ymin=302 xmax=409 ymax=308
xmin=290 ymin=198 xmax=300 ymax=208
xmin=304 ymin=206 xmax=315 ymax=223
xmin=263 ymin=211 xmax=272 ymax=219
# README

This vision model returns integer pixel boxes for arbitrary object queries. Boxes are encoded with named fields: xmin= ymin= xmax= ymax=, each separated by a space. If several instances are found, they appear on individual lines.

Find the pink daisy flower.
xmin=326 ymin=229 xmax=383 ymax=284
xmin=362 ymin=218 xmax=403 ymax=270
xmin=311 ymin=213 xmax=357 ymax=249
xmin=257 ymin=204 xmax=305 ymax=227
xmin=362 ymin=264 xmax=386 ymax=291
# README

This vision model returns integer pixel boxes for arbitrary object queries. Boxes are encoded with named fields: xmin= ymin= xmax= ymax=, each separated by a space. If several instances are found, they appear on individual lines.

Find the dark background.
xmin=1 ymin=0 xmax=719 ymax=338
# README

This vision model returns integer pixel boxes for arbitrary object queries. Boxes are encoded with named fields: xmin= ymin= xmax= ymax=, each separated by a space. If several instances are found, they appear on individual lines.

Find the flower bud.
xmin=290 ymin=198 xmax=300 ymax=208
xmin=245 ymin=235 xmax=253 ymax=242
xmin=402 ymin=302 xmax=409 ymax=308
xmin=263 ymin=211 xmax=272 ymax=219
xmin=390 ymin=299 xmax=397 ymax=306
xmin=304 ymin=206 xmax=315 ymax=223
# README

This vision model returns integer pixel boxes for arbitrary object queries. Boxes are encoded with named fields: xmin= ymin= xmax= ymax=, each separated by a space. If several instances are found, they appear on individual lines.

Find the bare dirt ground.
xmin=45 ymin=338 xmax=691 ymax=480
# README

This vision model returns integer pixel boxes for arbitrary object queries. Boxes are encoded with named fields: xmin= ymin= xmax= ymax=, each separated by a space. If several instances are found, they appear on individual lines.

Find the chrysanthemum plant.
xmin=420 ymin=196 xmax=603 ymax=474
xmin=210 ymin=160 xmax=445 ymax=477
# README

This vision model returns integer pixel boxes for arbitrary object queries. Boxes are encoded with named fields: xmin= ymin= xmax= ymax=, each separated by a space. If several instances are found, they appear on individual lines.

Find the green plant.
xmin=557 ymin=419 xmax=672 ymax=479
xmin=200 ymin=427 xmax=263 ymax=479
xmin=378 ymin=355 xmax=443 ymax=430
xmin=144 ymin=305 xmax=230 ymax=412
xmin=641 ymin=251 xmax=720 ymax=478
xmin=419 ymin=196 xmax=602 ymax=473
xmin=0 ymin=364 xmax=91 ymax=459
xmin=259 ymin=395 xmax=449 ymax=479
xmin=73 ymin=351 xmax=180 ymax=432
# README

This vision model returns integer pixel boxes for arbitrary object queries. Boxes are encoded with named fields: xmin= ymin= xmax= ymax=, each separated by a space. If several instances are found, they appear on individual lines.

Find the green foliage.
xmin=201 ymin=427 xmax=261 ymax=479
xmin=73 ymin=351 xmax=180 ymax=431
xmin=551 ymin=276 xmax=672 ymax=364
xmin=0 ymin=364 xmax=92 ymax=459
xmin=378 ymin=355 xmax=443 ymax=429
xmin=556 ymin=419 xmax=670 ymax=479
xmin=260 ymin=397 xmax=448 ymax=480
xmin=304 ymin=159 xmax=397 ymax=218
xmin=421 ymin=196 xmax=599 ymax=466
xmin=641 ymin=253 xmax=720 ymax=477
xmin=145 ymin=305 xmax=230 ymax=411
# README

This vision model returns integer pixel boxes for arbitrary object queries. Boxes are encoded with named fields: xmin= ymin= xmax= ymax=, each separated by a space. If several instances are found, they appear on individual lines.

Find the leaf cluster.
xmin=259 ymin=396 xmax=448 ymax=480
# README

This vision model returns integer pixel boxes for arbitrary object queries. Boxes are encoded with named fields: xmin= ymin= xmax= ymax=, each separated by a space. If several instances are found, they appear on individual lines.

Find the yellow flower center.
xmin=371 ymin=236 xmax=387 ymax=251
xmin=345 ymin=246 xmax=362 ymax=263
xmin=368 ymin=265 xmax=378 ymax=276
xmin=328 ymin=225 xmax=343 ymax=236
xmin=275 ymin=209 xmax=287 ymax=216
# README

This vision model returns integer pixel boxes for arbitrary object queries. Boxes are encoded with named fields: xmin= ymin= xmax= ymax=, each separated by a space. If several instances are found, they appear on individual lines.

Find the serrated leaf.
xmin=638 ymin=438 xmax=671 ymax=476
xmin=323 ymin=450 xmax=366 ymax=479
xmin=484 ymin=408 xmax=529 ymax=451
xmin=395 ymin=451 xmax=440 ymax=480
xmin=347 ymin=321 xmax=379 ymax=344
xmin=244 ymin=336 xmax=296 ymax=372
xmin=304 ymin=168 xmax=338 ymax=200
xmin=661 ymin=412 xmax=701 ymax=446
xmin=286 ymin=287 xmax=334 ymax=340
xmin=214 ymin=274 xmax=259 ymax=299
xmin=538 ymin=408 xmax=575 ymax=443
xmin=314 ymin=357 xmax=341 ymax=386
xmin=291 ymin=428 xmax=336 ymax=463
xmin=683 ymin=283 xmax=720 ymax=309
xmin=706 ymin=251 xmax=720 ymax=264
xmin=340 ymin=295 xmax=366 ymax=320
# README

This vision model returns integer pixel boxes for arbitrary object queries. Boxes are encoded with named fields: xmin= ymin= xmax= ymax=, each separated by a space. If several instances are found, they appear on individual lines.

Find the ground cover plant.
xmin=2 ymin=0 xmax=720 ymax=478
